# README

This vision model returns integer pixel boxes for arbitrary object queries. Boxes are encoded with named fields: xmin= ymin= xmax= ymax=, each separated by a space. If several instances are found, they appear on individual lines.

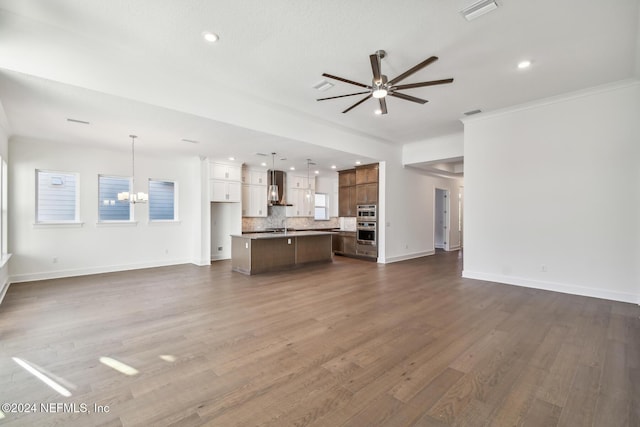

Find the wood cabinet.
xmin=356 ymin=164 xmax=378 ymax=185
xmin=356 ymin=182 xmax=378 ymax=204
xmin=338 ymin=185 xmax=356 ymax=217
xmin=339 ymin=165 xmax=378 ymax=216
xmin=333 ymin=232 xmax=356 ymax=256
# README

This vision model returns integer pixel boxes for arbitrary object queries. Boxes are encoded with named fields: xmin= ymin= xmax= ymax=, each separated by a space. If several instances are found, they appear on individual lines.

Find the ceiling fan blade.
xmin=322 ymin=73 xmax=371 ymax=89
xmin=369 ymin=54 xmax=382 ymax=83
xmin=389 ymin=92 xmax=428 ymax=104
xmin=317 ymin=91 xmax=370 ymax=101
xmin=388 ymin=56 xmax=438 ymax=86
xmin=379 ymin=97 xmax=388 ymax=114
xmin=342 ymin=94 xmax=372 ymax=113
xmin=393 ymin=78 xmax=454 ymax=90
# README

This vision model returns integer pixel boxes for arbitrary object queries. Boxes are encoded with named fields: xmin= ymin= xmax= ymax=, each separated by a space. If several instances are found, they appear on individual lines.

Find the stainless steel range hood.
xmin=267 ymin=170 xmax=292 ymax=206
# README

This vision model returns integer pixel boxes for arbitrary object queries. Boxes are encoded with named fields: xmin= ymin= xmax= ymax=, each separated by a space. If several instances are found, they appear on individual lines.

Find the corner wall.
xmin=463 ymin=80 xmax=640 ymax=304
xmin=381 ymin=155 xmax=463 ymax=263
xmin=8 ymin=137 xmax=200 ymax=282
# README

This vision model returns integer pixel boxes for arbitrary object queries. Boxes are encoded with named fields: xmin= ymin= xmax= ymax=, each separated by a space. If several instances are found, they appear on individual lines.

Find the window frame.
xmin=148 ymin=178 xmax=178 ymax=222
xmin=314 ymin=192 xmax=330 ymax=221
xmin=97 ymin=174 xmax=134 ymax=223
xmin=35 ymin=169 xmax=81 ymax=224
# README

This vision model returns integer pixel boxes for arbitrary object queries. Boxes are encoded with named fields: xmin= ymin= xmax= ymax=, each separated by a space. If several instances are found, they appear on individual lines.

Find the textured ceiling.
xmin=0 ymin=0 xmax=638 ymax=171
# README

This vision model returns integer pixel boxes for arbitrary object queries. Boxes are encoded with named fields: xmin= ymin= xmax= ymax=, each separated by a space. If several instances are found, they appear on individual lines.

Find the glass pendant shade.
xmin=268 ymin=184 xmax=279 ymax=202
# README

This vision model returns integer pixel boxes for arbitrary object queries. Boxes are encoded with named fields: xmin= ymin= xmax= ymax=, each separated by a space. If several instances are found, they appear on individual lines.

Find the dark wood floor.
xmin=0 ymin=251 xmax=638 ymax=426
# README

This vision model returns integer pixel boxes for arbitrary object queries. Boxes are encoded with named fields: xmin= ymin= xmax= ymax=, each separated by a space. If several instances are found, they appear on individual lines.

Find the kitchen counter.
xmin=236 ymin=230 xmax=334 ymax=239
xmin=231 ymin=231 xmax=332 ymax=275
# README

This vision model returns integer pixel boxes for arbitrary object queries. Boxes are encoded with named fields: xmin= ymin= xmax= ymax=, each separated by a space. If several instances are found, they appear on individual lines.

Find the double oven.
xmin=356 ymin=204 xmax=377 ymax=258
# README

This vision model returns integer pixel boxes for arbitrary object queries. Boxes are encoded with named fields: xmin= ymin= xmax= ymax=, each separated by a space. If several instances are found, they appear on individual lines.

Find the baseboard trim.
xmin=462 ymin=270 xmax=638 ymax=304
xmin=9 ymin=258 xmax=193 ymax=283
xmin=383 ymin=250 xmax=435 ymax=264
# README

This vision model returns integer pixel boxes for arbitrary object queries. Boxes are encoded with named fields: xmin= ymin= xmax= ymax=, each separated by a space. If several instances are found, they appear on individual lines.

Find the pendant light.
xmin=268 ymin=152 xmax=279 ymax=204
xmin=117 ymin=135 xmax=148 ymax=204
xmin=305 ymin=159 xmax=315 ymax=201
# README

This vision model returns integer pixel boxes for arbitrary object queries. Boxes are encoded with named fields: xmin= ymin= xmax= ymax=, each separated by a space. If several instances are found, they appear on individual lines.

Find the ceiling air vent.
xmin=460 ymin=0 xmax=499 ymax=21
xmin=463 ymin=109 xmax=482 ymax=116
xmin=312 ymin=79 xmax=334 ymax=91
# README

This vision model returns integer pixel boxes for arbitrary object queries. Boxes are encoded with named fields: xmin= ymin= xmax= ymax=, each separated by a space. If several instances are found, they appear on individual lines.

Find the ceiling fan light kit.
xmin=318 ymin=49 xmax=453 ymax=115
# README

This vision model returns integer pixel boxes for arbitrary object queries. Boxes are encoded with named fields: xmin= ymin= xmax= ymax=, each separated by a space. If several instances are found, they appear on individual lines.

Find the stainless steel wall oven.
xmin=356 ymin=204 xmax=378 ymax=258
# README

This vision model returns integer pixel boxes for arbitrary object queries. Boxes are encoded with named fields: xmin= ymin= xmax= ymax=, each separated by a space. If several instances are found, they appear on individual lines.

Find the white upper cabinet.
xmin=211 ymin=163 xmax=241 ymax=181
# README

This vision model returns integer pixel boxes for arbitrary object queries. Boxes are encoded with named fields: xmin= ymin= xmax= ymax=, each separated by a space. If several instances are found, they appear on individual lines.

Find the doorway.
xmin=434 ymin=188 xmax=450 ymax=251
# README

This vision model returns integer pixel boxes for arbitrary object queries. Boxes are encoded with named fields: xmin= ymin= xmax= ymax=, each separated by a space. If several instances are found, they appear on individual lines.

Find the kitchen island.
xmin=231 ymin=231 xmax=333 ymax=275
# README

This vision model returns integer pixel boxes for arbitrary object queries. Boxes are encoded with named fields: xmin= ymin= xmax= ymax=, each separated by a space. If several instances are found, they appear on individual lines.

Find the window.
xmin=314 ymin=192 xmax=329 ymax=220
xmin=98 ymin=175 xmax=132 ymax=221
xmin=149 ymin=180 xmax=176 ymax=221
xmin=36 ymin=170 xmax=80 ymax=223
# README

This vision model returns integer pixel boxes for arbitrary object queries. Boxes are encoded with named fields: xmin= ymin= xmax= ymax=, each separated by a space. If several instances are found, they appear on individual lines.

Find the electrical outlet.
xmin=218 ymin=246 xmax=223 ymax=251
xmin=52 ymin=257 xmax=58 ymax=264
xmin=541 ymin=264 xmax=547 ymax=272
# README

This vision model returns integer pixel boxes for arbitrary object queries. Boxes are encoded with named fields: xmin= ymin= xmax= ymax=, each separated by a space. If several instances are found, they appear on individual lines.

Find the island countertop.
xmin=232 ymin=230 xmax=333 ymax=240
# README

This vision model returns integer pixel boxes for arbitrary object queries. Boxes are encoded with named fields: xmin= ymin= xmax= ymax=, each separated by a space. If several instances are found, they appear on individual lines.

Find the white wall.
xmin=402 ymin=132 xmax=464 ymax=166
xmin=463 ymin=80 xmax=640 ymax=304
xmin=8 ymin=137 xmax=201 ymax=282
xmin=0 ymin=122 xmax=9 ymax=300
xmin=381 ymin=155 xmax=463 ymax=263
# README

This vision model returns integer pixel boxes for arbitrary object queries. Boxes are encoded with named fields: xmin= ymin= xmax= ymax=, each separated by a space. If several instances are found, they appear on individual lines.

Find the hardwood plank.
xmin=0 ymin=251 xmax=638 ymax=426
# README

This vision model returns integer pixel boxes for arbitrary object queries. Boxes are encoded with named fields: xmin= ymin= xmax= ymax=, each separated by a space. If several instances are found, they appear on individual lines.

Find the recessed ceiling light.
xmin=315 ymin=170 xmax=319 ymax=174
xmin=202 ymin=31 xmax=219 ymax=43
xmin=355 ymin=161 xmax=362 ymax=165
xmin=261 ymin=162 xmax=267 ymax=167
xmin=289 ymin=166 xmax=295 ymax=171
xmin=228 ymin=157 xmax=235 ymax=161
xmin=331 ymin=165 xmax=336 ymax=169
xmin=518 ymin=60 xmax=531 ymax=69
xmin=374 ymin=109 xmax=382 ymax=115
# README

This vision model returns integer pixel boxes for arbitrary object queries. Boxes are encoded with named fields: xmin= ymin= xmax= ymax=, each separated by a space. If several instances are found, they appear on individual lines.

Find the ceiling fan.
xmin=317 ymin=50 xmax=453 ymax=115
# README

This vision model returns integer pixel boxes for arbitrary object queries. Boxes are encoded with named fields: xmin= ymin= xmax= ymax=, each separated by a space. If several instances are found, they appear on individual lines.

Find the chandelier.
xmin=117 ymin=135 xmax=148 ymax=204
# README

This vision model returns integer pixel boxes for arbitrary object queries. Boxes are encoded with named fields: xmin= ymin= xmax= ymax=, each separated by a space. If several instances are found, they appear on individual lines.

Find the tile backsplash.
xmin=242 ymin=206 xmax=340 ymax=231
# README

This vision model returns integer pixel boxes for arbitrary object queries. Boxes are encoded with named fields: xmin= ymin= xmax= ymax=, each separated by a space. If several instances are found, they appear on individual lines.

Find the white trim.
xmin=9 ymin=258 xmax=193 ymax=283
xmin=462 ymin=270 xmax=638 ymax=304
xmin=33 ymin=222 xmax=84 ymax=228
xmin=96 ymin=221 xmax=138 ymax=227
xmin=381 ymin=250 xmax=435 ymax=264
xmin=0 ymin=253 xmax=11 ymax=269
